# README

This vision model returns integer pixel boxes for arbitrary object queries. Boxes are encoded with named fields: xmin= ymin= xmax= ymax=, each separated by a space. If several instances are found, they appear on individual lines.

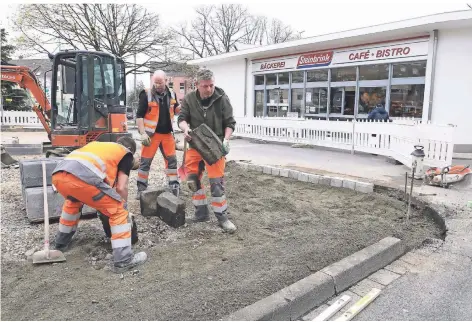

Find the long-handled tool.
xmin=32 ymin=161 xmax=66 ymax=264
xmin=177 ymin=139 xmax=189 ymax=181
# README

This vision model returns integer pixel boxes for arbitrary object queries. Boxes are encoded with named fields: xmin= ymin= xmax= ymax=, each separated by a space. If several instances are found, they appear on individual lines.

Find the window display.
xmin=393 ymin=61 xmax=426 ymax=78
xmin=291 ymin=71 xmax=304 ymax=83
xmin=307 ymin=70 xmax=328 ymax=82
xmin=305 ymin=88 xmax=328 ymax=114
xmin=358 ymin=87 xmax=387 ymax=114
xmin=331 ymin=67 xmax=356 ymax=82
xmin=291 ymin=89 xmax=303 ymax=116
xmin=254 ymin=90 xmax=264 ymax=117
xmin=359 ymin=64 xmax=389 ymax=80
xmin=255 ymin=75 xmax=264 ymax=85
xmin=330 ymin=87 xmax=356 ymax=115
xmin=390 ymin=84 xmax=425 ymax=118
xmin=267 ymin=89 xmax=289 ymax=117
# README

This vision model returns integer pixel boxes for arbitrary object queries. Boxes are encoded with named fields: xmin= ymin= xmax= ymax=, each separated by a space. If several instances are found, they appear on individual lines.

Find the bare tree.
xmin=173 ymin=5 xmax=303 ymax=58
xmin=172 ymin=4 xmax=253 ymax=58
xmin=13 ymin=4 xmax=177 ymax=74
xmin=265 ymin=18 xmax=303 ymax=45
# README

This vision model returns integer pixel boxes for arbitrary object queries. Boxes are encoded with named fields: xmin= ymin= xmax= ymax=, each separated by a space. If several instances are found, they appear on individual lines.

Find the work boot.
xmin=215 ymin=213 xmax=237 ymax=234
xmin=135 ymin=190 xmax=143 ymax=200
xmin=113 ymin=252 xmax=147 ymax=273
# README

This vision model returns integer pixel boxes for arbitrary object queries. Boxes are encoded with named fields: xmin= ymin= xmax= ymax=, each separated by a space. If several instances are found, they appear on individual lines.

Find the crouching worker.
xmin=51 ymin=137 xmax=147 ymax=273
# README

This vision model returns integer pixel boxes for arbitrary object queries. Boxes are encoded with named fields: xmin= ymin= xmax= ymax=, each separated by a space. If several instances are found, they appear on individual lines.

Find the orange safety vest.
xmin=143 ymin=88 xmax=180 ymax=136
xmin=65 ymin=142 xmax=130 ymax=186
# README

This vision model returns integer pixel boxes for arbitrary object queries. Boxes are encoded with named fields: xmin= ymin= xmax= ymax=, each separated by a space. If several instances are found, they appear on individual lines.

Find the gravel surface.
xmin=1 ymin=149 xmax=443 ymax=321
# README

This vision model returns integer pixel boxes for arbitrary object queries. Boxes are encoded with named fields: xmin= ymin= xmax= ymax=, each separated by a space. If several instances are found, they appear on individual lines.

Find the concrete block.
xmin=20 ymin=158 xmax=63 ymax=201
xmin=368 ymin=269 xmax=401 ymax=286
xmin=342 ymin=179 xmax=357 ymax=190
xmin=279 ymin=168 xmax=289 ymax=177
xmin=271 ymin=167 xmax=280 ymax=176
xmin=319 ymin=176 xmax=331 ymax=186
xmin=349 ymin=278 xmax=385 ymax=297
xmin=263 ymin=165 xmax=274 ymax=175
xmin=355 ymin=181 xmax=374 ymax=193
xmin=330 ymin=177 xmax=343 ymax=188
xmin=156 ymin=191 xmax=186 ymax=228
xmin=189 ymin=123 xmax=224 ymax=165
xmin=225 ymin=271 xmax=335 ymax=321
xmin=3 ymin=143 xmax=42 ymax=155
xmin=308 ymin=174 xmax=320 ymax=184
xmin=288 ymin=170 xmax=300 ymax=179
xmin=248 ymin=164 xmax=263 ymax=173
xmin=25 ymin=186 xmax=64 ymax=223
xmin=321 ymin=237 xmax=404 ymax=293
xmin=298 ymin=172 xmax=309 ymax=182
xmin=384 ymin=259 xmax=415 ymax=275
xmin=140 ymin=188 xmax=167 ymax=217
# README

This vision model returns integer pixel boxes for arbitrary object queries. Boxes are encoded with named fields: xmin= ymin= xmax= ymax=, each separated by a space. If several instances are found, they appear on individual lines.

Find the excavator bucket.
xmin=1 ymin=145 xmax=18 ymax=168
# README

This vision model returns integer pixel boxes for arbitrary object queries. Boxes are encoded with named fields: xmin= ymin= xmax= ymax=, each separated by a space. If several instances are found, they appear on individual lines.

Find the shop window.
xmin=307 ymin=70 xmax=328 ymax=82
xmin=254 ymin=90 xmax=264 ymax=117
xmin=278 ymin=72 xmax=289 ymax=85
xmin=305 ymin=88 xmax=327 ymax=114
xmin=393 ymin=61 xmax=426 ymax=78
xmin=331 ymin=67 xmax=356 ymax=82
xmin=330 ymin=87 xmax=356 ymax=115
xmin=358 ymin=87 xmax=387 ymax=114
xmin=390 ymin=84 xmax=425 ymax=118
xmin=359 ymin=64 xmax=389 ymax=80
xmin=291 ymin=71 xmax=304 ymax=84
xmin=266 ymin=73 xmax=277 ymax=85
xmin=255 ymin=75 xmax=264 ymax=85
xmin=291 ymin=89 xmax=303 ymax=116
xmin=267 ymin=89 xmax=289 ymax=117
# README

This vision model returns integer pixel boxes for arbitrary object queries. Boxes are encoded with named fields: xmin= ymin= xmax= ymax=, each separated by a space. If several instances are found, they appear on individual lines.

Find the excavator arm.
xmin=1 ymin=65 xmax=52 ymax=135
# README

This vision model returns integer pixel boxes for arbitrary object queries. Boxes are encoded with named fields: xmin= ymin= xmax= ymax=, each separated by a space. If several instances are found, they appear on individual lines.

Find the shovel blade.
xmin=32 ymin=249 xmax=66 ymax=264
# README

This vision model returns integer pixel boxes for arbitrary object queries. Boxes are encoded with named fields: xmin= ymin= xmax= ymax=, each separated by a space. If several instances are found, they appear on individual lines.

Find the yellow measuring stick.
xmin=334 ymin=288 xmax=382 ymax=321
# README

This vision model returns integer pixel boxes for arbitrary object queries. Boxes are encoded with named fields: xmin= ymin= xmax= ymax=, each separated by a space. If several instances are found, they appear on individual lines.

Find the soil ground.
xmin=1 ymin=153 xmax=443 ymax=321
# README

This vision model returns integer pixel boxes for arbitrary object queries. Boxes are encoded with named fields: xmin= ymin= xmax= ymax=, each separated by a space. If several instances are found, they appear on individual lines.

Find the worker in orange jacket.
xmin=51 ymin=137 xmax=147 ymax=273
xmin=135 ymin=70 xmax=180 ymax=199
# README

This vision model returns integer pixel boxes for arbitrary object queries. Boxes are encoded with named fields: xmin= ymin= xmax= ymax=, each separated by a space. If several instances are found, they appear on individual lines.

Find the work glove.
xmin=222 ymin=138 xmax=230 ymax=155
xmin=141 ymin=133 xmax=151 ymax=146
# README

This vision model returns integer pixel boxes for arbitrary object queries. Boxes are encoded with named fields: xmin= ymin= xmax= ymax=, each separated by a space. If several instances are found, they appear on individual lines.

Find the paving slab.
xmin=349 ymin=278 xmax=385 ymax=297
xmin=368 ymin=269 xmax=401 ymax=286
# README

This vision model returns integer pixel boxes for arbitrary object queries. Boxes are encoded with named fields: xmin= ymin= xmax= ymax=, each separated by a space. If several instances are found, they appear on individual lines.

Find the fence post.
xmin=351 ymin=119 xmax=356 ymax=155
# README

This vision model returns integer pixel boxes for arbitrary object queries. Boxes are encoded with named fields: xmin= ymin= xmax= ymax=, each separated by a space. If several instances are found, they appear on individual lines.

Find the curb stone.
xmin=224 ymin=237 xmax=404 ymax=321
xmin=237 ymin=161 xmax=374 ymax=194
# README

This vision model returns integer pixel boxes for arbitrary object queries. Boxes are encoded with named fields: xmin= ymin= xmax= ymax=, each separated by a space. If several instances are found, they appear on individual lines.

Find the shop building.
xmin=188 ymin=10 xmax=472 ymax=154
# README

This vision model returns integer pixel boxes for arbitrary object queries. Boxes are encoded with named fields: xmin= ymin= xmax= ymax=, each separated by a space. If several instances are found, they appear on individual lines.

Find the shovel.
xmin=32 ymin=161 xmax=66 ymax=264
xmin=177 ymin=139 xmax=189 ymax=181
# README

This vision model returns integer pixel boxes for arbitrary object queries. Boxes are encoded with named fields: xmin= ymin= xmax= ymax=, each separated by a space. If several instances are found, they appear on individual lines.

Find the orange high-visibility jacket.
xmin=52 ymin=142 xmax=132 ymax=201
xmin=143 ymin=88 xmax=180 ymax=136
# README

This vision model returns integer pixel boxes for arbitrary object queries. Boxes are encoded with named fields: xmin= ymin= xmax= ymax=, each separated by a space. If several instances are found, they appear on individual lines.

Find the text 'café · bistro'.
xmin=188 ymin=10 xmax=472 ymax=154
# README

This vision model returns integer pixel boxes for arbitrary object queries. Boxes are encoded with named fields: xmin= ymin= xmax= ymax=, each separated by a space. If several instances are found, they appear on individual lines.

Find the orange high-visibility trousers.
xmin=52 ymin=171 xmax=133 ymax=264
xmin=137 ymin=133 xmax=178 ymax=191
xmin=184 ymin=148 xmax=228 ymax=221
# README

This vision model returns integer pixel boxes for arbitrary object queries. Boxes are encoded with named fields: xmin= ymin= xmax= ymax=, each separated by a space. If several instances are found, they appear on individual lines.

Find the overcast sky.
xmin=1 ymin=1 xmax=469 ymax=86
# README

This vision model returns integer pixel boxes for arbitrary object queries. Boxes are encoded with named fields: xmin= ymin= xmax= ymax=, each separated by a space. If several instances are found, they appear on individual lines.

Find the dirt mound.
xmin=1 ymin=157 xmax=443 ymax=321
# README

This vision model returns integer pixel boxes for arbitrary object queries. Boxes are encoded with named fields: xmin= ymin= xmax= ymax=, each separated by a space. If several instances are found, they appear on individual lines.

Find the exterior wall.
xmin=168 ymin=76 xmax=193 ymax=101
xmin=431 ymin=27 xmax=472 ymax=150
xmin=206 ymin=59 xmax=247 ymax=117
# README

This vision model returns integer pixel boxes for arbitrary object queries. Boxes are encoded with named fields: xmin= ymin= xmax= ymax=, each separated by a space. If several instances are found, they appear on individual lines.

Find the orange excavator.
xmin=1 ymin=51 xmax=131 ymax=157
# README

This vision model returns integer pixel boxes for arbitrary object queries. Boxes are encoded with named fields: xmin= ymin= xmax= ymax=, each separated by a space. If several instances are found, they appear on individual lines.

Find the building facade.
xmin=188 ymin=11 xmax=472 ymax=154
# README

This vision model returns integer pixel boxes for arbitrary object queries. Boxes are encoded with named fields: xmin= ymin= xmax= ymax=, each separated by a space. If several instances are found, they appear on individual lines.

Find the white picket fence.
xmin=234 ymin=117 xmax=455 ymax=168
xmin=1 ymin=111 xmax=42 ymax=127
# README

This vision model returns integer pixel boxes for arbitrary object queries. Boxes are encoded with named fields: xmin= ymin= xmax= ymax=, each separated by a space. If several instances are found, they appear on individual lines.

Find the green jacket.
xmin=177 ymin=87 xmax=236 ymax=143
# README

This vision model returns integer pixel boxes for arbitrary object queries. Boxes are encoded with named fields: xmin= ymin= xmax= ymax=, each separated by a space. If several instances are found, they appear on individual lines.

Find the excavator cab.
xmin=48 ymin=51 xmax=130 ymax=150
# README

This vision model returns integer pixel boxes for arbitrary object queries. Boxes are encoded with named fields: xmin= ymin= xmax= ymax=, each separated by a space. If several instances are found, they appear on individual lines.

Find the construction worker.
xmin=178 ymin=68 xmax=237 ymax=233
xmin=51 ymin=137 xmax=147 ymax=273
xmin=136 ymin=70 xmax=180 ymax=199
